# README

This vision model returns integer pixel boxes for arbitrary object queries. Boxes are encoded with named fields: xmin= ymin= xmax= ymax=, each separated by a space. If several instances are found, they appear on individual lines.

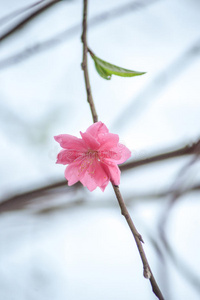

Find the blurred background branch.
xmin=1 ymin=138 xmax=199 ymax=213
xmin=0 ymin=0 xmax=158 ymax=69
xmin=0 ymin=1 xmax=200 ymax=299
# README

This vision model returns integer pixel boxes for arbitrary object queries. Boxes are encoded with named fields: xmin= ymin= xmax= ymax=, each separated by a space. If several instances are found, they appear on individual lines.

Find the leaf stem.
xmin=87 ymin=47 xmax=95 ymax=58
xmin=81 ymin=0 xmax=164 ymax=299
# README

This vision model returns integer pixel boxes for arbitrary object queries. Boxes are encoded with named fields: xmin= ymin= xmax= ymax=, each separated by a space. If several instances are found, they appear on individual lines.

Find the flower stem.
xmin=81 ymin=0 xmax=164 ymax=299
xmin=81 ymin=0 xmax=98 ymax=123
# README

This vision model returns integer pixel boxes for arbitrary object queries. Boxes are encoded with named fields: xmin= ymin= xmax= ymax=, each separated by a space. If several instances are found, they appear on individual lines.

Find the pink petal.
xmin=80 ymin=159 xmax=109 ymax=191
xmin=102 ymin=161 xmax=121 ymax=185
xmin=56 ymin=149 xmax=82 ymax=165
xmin=98 ymin=133 xmax=119 ymax=150
xmin=80 ymin=172 xmax=98 ymax=191
xmin=99 ymin=178 xmax=110 ymax=191
xmin=101 ymin=144 xmax=131 ymax=164
xmin=99 ymin=150 xmax=121 ymax=161
xmin=64 ymin=158 xmax=87 ymax=186
xmin=115 ymin=144 xmax=131 ymax=164
xmin=54 ymin=134 xmax=86 ymax=151
xmin=80 ymin=132 xmax=100 ymax=150
xmin=86 ymin=121 xmax=109 ymax=138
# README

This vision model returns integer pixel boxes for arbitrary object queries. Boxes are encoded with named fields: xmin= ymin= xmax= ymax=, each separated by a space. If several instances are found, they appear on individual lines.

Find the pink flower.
xmin=54 ymin=121 xmax=131 ymax=191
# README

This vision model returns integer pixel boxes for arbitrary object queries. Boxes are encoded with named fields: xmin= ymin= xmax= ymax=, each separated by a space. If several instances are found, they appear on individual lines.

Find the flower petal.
xmin=55 ymin=122 xmax=132 ymax=192
xmin=54 ymin=134 xmax=86 ymax=151
xmin=80 ymin=172 xmax=98 ymax=191
xmin=56 ymin=149 xmax=82 ymax=165
xmin=64 ymin=158 xmax=87 ymax=186
xmin=80 ymin=132 xmax=100 ymax=149
xmin=86 ymin=121 xmax=109 ymax=138
xmin=98 ymin=133 xmax=119 ymax=150
xmin=101 ymin=144 xmax=131 ymax=164
xmin=99 ymin=150 xmax=121 ymax=161
xmin=103 ymin=161 xmax=121 ymax=185
xmin=114 ymin=144 xmax=131 ymax=164
xmin=80 ymin=159 xmax=109 ymax=191
xmin=99 ymin=178 xmax=110 ymax=192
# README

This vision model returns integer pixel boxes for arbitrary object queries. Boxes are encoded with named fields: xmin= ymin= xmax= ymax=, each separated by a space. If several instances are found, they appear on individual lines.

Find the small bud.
xmin=143 ymin=266 xmax=151 ymax=279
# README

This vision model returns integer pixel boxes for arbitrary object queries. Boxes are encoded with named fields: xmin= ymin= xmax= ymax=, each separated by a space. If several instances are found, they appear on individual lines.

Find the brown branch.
xmin=0 ymin=0 xmax=159 ymax=69
xmin=112 ymin=185 xmax=164 ymax=299
xmin=159 ymin=139 xmax=200 ymax=236
xmin=1 ymin=140 xmax=199 ymax=211
xmin=81 ymin=0 xmax=164 ymax=299
xmin=2 ymin=180 xmax=200 ymax=213
xmin=121 ymin=139 xmax=200 ymax=171
xmin=0 ymin=0 xmax=45 ymax=25
xmin=81 ymin=0 xmax=98 ymax=123
xmin=0 ymin=0 xmax=61 ymax=42
xmin=112 ymin=37 xmax=200 ymax=131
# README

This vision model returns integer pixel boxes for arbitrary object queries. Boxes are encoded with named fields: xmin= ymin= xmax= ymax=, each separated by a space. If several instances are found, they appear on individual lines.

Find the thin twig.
xmin=159 ymin=139 xmax=200 ymax=234
xmin=112 ymin=185 xmax=164 ymax=299
xmin=0 ymin=0 xmax=45 ymax=25
xmin=0 ymin=0 xmax=61 ymax=42
xmin=0 ymin=0 xmax=159 ymax=69
xmin=81 ymin=0 xmax=98 ymax=123
xmin=81 ymin=0 xmax=164 ymax=298
xmin=1 ymin=180 xmax=200 ymax=213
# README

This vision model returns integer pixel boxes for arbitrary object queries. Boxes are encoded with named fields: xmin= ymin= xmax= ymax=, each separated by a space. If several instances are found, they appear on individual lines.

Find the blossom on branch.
xmin=54 ymin=121 xmax=131 ymax=191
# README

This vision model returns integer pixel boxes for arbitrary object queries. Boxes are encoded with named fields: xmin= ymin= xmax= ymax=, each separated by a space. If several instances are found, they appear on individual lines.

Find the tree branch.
xmin=112 ymin=185 xmax=164 ymax=299
xmin=0 ymin=0 xmax=159 ymax=69
xmin=0 ymin=0 xmax=45 ymax=25
xmin=81 ymin=0 xmax=164 ymax=298
xmin=81 ymin=0 xmax=98 ymax=123
xmin=121 ymin=139 xmax=200 ymax=171
xmin=1 ymin=140 xmax=199 ymax=211
xmin=0 ymin=0 xmax=61 ymax=42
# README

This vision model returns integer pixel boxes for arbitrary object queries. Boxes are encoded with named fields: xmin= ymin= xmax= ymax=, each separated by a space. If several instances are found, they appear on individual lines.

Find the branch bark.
xmin=81 ymin=0 xmax=98 ymax=123
xmin=81 ymin=0 xmax=164 ymax=299
xmin=112 ymin=185 xmax=164 ymax=299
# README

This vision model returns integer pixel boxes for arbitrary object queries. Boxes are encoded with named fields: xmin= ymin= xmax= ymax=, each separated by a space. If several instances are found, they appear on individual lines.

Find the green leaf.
xmin=92 ymin=55 xmax=146 ymax=80
xmin=94 ymin=61 xmax=111 ymax=80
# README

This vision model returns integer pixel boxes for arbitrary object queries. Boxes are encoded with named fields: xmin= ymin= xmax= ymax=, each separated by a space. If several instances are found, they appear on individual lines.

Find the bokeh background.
xmin=0 ymin=0 xmax=200 ymax=299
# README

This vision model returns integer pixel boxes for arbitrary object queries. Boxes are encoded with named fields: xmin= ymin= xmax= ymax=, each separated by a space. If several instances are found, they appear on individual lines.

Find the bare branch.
xmin=81 ymin=0 xmax=164 ymax=298
xmin=159 ymin=139 xmax=200 ymax=232
xmin=121 ymin=139 xmax=200 ymax=171
xmin=1 ymin=139 xmax=199 ymax=211
xmin=112 ymin=185 xmax=164 ymax=299
xmin=0 ymin=0 xmax=61 ymax=42
xmin=0 ymin=0 xmax=45 ymax=25
xmin=0 ymin=0 xmax=159 ymax=69
xmin=81 ymin=0 xmax=98 ymax=123
xmin=112 ymin=37 xmax=200 ymax=131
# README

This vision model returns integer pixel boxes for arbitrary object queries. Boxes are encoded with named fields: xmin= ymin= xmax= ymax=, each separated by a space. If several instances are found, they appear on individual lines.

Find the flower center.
xmin=86 ymin=149 xmax=99 ymax=160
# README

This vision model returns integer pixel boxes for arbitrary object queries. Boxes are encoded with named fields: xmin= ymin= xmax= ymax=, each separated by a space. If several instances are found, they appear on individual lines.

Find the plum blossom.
xmin=54 ymin=121 xmax=131 ymax=191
